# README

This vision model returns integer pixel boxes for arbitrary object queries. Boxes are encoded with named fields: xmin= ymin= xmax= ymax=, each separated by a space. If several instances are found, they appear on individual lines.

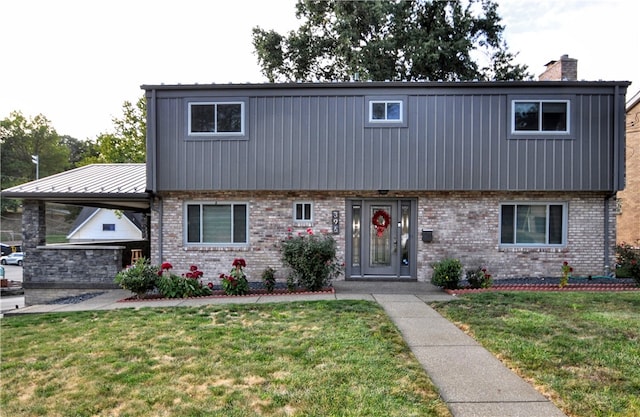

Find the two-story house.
xmin=142 ymin=79 xmax=629 ymax=282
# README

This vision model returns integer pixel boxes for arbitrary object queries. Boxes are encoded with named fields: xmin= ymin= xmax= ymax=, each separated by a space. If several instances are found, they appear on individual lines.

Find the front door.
xmin=348 ymin=199 xmax=415 ymax=279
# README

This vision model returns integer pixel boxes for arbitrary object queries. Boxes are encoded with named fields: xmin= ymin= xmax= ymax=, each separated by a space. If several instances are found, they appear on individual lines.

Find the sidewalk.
xmin=3 ymin=282 xmax=567 ymax=417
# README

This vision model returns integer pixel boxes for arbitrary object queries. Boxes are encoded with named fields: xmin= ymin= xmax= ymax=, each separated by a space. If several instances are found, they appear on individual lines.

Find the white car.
xmin=1 ymin=252 xmax=24 ymax=266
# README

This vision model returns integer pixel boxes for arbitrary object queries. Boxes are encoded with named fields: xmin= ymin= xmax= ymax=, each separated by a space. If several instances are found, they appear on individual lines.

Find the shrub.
xmin=114 ymin=258 xmax=158 ymax=298
xmin=560 ymin=261 xmax=573 ymax=288
xmin=616 ymin=243 xmax=640 ymax=284
xmin=466 ymin=267 xmax=493 ymax=289
xmin=157 ymin=264 xmax=211 ymax=298
xmin=219 ymin=258 xmax=249 ymax=295
xmin=430 ymin=258 xmax=462 ymax=289
xmin=280 ymin=229 xmax=341 ymax=291
xmin=261 ymin=267 xmax=276 ymax=293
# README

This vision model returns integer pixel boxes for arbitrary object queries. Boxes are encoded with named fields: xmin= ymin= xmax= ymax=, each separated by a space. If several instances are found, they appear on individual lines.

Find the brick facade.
xmin=151 ymin=191 xmax=616 ymax=285
xmin=617 ymin=96 xmax=640 ymax=246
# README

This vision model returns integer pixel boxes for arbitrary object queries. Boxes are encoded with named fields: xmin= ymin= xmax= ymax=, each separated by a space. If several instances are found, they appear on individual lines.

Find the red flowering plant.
xmin=156 ymin=263 xmax=211 ymax=298
xmin=466 ymin=267 xmax=493 ymax=289
xmin=560 ymin=261 xmax=573 ymax=288
xmin=185 ymin=265 xmax=204 ymax=279
xmin=219 ymin=258 xmax=249 ymax=295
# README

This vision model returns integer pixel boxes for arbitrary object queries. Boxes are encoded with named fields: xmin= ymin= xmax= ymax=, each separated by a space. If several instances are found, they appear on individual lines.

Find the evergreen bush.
xmin=114 ymin=258 xmax=158 ymax=298
xmin=430 ymin=258 xmax=462 ymax=289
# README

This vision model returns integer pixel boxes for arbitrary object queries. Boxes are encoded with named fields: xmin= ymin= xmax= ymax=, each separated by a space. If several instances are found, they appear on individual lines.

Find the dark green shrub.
xmin=466 ymin=267 xmax=493 ymax=289
xmin=616 ymin=243 xmax=640 ymax=285
xmin=114 ymin=258 xmax=158 ymax=298
xmin=280 ymin=230 xmax=341 ymax=291
xmin=261 ymin=267 xmax=276 ymax=293
xmin=430 ymin=258 xmax=462 ymax=289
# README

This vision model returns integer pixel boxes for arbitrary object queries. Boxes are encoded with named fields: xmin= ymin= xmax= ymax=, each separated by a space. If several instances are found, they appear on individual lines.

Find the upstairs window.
xmin=365 ymin=96 xmax=408 ymax=128
xmin=500 ymin=203 xmax=566 ymax=246
xmin=188 ymin=102 xmax=244 ymax=135
xmin=512 ymin=100 xmax=569 ymax=134
xmin=102 ymin=224 xmax=115 ymax=231
xmin=370 ymin=101 xmax=402 ymax=122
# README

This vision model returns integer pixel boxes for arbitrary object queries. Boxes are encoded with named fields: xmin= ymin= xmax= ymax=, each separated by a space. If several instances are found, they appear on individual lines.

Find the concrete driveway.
xmin=0 ymin=265 xmax=24 ymax=312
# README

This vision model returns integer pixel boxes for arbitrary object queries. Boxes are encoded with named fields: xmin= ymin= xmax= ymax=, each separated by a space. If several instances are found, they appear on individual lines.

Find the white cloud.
xmin=500 ymin=0 xmax=640 ymax=84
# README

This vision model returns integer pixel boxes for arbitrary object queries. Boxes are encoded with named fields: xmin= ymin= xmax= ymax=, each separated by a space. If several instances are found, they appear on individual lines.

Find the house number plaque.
xmin=332 ymin=211 xmax=340 ymax=234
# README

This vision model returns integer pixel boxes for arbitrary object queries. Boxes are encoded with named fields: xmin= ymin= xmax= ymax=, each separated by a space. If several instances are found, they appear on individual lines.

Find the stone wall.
xmin=151 ymin=191 xmax=616 ymax=284
xmin=21 ymin=200 xmax=126 ymax=305
xmin=23 ymin=246 xmax=124 ymax=289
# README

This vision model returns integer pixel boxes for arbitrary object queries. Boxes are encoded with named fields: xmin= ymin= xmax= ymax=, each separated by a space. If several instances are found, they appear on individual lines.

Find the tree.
xmin=0 ymin=111 xmax=70 ymax=212
xmin=83 ymin=96 xmax=146 ymax=164
xmin=60 ymin=135 xmax=99 ymax=167
xmin=253 ymin=0 xmax=531 ymax=82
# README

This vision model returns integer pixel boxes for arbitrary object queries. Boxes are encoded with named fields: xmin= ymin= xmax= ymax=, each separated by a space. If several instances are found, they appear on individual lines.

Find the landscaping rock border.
xmin=446 ymin=283 xmax=639 ymax=295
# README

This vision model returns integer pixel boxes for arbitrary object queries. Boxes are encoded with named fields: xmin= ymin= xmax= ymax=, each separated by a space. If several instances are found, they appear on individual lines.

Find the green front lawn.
xmin=431 ymin=292 xmax=640 ymax=417
xmin=1 ymin=301 xmax=450 ymax=417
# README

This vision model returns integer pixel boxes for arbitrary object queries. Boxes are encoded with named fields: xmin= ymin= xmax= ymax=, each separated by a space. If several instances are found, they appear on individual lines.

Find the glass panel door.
xmin=348 ymin=199 xmax=414 ymax=279
xmin=362 ymin=202 xmax=396 ymax=275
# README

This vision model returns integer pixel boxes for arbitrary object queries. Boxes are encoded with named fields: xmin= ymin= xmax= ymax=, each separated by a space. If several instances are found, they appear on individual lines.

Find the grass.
xmin=430 ymin=292 xmax=640 ymax=417
xmin=45 ymin=234 xmax=69 ymax=244
xmin=1 ymin=300 xmax=451 ymax=417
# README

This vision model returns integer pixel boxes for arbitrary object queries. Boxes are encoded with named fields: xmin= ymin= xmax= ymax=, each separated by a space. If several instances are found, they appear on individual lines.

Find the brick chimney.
xmin=539 ymin=54 xmax=578 ymax=81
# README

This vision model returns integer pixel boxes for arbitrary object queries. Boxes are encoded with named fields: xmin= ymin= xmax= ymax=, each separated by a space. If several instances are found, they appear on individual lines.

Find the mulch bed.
xmin=118 ymin=287 xmax=335 ymax=302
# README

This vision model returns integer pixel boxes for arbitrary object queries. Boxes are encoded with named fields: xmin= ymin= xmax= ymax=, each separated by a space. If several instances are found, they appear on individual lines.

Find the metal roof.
xmin=141 ymin=80 xmax=632 ymax=92
xmin=1 ymin=164 xmax=149 ymax=210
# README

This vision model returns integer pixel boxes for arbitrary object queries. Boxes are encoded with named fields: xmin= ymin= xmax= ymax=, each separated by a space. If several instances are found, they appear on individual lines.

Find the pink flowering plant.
xmin=219 ymin=258 xmax=249 ymax=295
xmin=156 ymin=263 xmax=211 ymax=298
xmin=616 ymin=242 xmax=640 ymax=284
xmin=280 ymin=228 xmax=342 ymax=291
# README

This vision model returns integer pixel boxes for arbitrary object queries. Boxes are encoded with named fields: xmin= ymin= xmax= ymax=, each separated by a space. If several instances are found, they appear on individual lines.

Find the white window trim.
xmin=510 ymin=99 xmax=571 ymax=136
xmin=293 ymin=201 xmax=314 ymax=225
xmin=368 ymin=100 xmax=403 ymax=123
xmin=187 ymin=101 xmax=245 ymax=136
xmin=184 ymin=201 xmax=249 ymax=247
xmin=364 ymin=95 xmax=408 ymax=128
xmin=499 ymin=202 xmax=568 ymax=248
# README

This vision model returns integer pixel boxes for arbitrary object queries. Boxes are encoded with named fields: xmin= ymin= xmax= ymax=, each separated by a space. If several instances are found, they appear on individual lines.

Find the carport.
xmin=1 ymin=163 xmax=150 ymax=304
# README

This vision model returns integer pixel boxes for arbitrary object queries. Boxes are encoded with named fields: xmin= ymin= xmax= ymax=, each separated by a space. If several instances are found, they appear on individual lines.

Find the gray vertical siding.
xmin=145 ymin=82 xmax=628 ymax=192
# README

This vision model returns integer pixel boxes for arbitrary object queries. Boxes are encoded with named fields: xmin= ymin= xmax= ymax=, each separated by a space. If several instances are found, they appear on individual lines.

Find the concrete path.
xmin=3 ymin=282 xmax=567 ymax=417
xmin=374 ymin=292 xmax=567 ymax=417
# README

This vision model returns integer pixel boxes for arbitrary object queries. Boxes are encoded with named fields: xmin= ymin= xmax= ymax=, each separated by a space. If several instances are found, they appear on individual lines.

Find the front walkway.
xmin=3 ymin=282 xmax=567 ymax=417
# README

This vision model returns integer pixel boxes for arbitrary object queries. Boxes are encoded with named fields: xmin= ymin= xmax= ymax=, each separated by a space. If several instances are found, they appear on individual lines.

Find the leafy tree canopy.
xmin=82 ymin=96 xmax=146 ymax=164
xmin=0 ymin=111 xmax=70 ymax=211
xmin=253 ymin=0 xmax=531 ymax=82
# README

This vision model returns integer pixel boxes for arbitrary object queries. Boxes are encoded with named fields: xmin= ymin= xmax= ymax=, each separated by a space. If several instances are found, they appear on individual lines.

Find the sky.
xmin=1 ymin=0 xmax=638 ymax=141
